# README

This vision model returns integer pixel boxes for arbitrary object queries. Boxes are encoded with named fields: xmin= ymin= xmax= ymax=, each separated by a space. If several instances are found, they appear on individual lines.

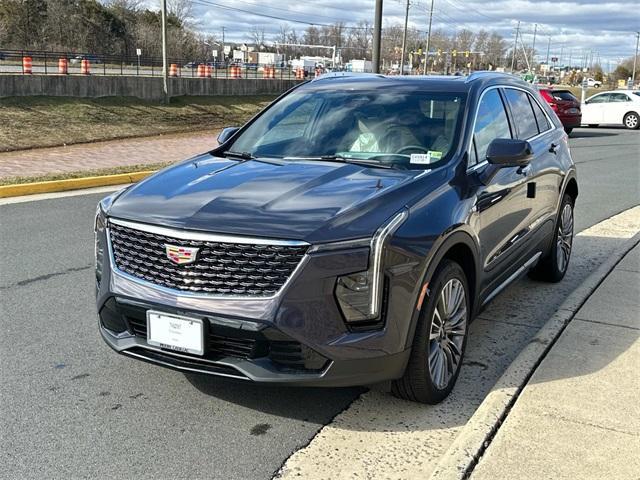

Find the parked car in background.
xmin=95 ymin=73 xmax=578 ymax=404
xmin=582 ymin=90 xmax=640 ymax=130
xmin=538 ymin=88 xmax=582 ymax=134
xmin=183 ymin=61 xmax=200 ymax=69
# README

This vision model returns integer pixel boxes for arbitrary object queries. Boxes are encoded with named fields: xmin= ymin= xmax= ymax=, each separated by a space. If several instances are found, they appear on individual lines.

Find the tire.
xmin=392 ymin=260 xmax=470 ymax=404
xmin=528 ymin=194 xmax=574 ymax=283
xmin=588 ymin=124 xmax=599 ymax=128
xmin=623 ymin=112 xmax=639 ymax=130
xmin=564 ymin=127 xmax=573 ymax=135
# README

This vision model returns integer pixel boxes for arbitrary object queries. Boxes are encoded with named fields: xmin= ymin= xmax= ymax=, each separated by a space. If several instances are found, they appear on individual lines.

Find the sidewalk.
xmin=470 ymin=243 xmax=640 ymax=479
xmin=0 ymin=131 xmax=216 ymax=179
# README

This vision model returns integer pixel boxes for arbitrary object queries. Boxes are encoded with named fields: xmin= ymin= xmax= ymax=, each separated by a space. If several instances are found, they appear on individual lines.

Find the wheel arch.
xmin=404 ymin=229 xmax=481 ymax=351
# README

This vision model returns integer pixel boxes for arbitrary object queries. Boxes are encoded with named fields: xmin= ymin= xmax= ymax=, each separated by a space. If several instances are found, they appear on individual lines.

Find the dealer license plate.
xmin=147 ymin=311 xmax=204 ymax=356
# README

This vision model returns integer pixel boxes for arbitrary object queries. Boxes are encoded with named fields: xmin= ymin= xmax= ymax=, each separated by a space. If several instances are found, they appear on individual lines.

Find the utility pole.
xmin=423 ymin=0 xmax=435 ymax=74
xmin=632 ymin=31 xmax=639 ymax=86
xmin=221 ymin=26 xmax=226 ymax=46
xmin=161 ymin=0 xmax=168 ymax=102
xmin=510 ymin=21 xmax=520 ymax=72
xmin=531 ymin=23 xmax=537 ymax=72
xmin=372 ymin=0 xmax=383 ymax=73
xmin=400 ymin=0 xmax=410 ymax=75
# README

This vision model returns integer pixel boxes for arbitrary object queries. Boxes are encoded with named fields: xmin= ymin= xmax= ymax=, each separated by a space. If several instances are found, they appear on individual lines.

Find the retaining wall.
xmin=0 ymin=75 xmax=302 ymax=101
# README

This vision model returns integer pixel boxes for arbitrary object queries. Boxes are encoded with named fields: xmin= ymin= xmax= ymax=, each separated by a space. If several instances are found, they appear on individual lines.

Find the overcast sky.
xmin=174 ymin=0 xmax=639 ymax=65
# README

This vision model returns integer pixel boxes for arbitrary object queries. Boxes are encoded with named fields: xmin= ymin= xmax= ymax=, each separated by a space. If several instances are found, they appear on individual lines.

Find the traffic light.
xmin=465 ymin=51 xmax=469 ymax=58
xmin=418 ymin=48 xmax=422 ymax=55
xmin=452 ymin=49 xmax=457 ymax=57
xmin=437 ymin=49 xmax=442 ymax=56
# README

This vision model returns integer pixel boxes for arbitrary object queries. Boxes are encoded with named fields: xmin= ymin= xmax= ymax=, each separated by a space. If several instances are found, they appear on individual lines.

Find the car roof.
xmin=304 ymin=71 xmax=534 ymax=94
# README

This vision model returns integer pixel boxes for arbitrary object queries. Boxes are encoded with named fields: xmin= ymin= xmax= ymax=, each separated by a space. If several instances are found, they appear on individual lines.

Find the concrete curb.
xmin=0 ymin=171 xmax=155 ymax=198
xmin=429 ymin=231 xmax=640 ymax=480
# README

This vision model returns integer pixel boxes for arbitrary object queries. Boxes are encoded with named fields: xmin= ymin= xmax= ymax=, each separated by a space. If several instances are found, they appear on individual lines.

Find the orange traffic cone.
xmin=169 ymin=64 xmax=179 ymax=77
xmin=58 ymin=58 xmax=68 ymax=74
xmin=295 ymin=68 xmax=304 ymax=80
xmin=22 ymin=56 xmax=33 ymax=74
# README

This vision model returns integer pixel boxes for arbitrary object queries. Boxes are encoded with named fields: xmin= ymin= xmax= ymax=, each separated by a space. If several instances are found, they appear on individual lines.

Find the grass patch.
xmin=0 ymin=95 xmax=275 ymax=152
xmin=0 ymin=161 xmax=172 ymax=185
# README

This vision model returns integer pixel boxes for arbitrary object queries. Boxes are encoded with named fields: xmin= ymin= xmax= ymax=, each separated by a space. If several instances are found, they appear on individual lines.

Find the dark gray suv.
xmin=95 ymin=72 xmax=577 ymax=403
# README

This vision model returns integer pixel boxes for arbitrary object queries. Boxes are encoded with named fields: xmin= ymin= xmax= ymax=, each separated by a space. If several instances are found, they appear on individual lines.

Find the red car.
xmin=538 ymin=88 xmax=582 ymax=134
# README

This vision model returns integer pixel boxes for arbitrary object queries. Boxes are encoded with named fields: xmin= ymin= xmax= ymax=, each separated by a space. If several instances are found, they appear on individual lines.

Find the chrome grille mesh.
xmin=109 ymin=222 xmax=307 ymax=296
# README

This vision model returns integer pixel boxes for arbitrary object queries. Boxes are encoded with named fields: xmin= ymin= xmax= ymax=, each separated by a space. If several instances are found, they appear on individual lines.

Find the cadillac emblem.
xmin=165 ymin=244 xmax=199 ymax=265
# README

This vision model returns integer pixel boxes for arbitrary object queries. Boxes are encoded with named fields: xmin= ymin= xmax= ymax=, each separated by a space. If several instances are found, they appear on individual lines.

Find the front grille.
xmin=109 ymin=222 xmax=307 ymax=296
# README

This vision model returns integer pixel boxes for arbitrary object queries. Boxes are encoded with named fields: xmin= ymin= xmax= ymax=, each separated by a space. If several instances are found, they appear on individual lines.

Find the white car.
xmin=581 ymin=90 xmax=640 ymax=130
xmin=585 ymin=78 xmax=602 ymax=88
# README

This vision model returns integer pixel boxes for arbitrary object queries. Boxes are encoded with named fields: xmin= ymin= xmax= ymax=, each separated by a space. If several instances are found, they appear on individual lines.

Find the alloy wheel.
xmin=428 ymin=278 xmax=467 ymax=390
xmin=625 ymin=114 xmax=638 ymax=129
xmin=556 ymin=203 xmax=574 ymax=273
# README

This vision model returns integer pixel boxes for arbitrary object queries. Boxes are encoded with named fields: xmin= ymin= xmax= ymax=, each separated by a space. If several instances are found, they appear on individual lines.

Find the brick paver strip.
xmin=0 ymin=131 xmax=217 ymax=179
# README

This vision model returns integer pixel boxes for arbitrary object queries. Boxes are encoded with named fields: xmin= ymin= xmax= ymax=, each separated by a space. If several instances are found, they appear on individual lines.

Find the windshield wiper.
xmin=222 ymin=150 xmax=255 ymax=160
xmin=284 ymin=155 xmax=393 ymax=169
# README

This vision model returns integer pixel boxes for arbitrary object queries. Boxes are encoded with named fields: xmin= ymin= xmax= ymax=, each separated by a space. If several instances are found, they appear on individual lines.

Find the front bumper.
xmin=95 ymin=224 xmax=416 ymax=387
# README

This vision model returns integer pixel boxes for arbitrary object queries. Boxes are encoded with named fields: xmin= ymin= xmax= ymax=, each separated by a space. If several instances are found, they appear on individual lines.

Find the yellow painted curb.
xmin=0 ymin=171 xmax=156 ymax=198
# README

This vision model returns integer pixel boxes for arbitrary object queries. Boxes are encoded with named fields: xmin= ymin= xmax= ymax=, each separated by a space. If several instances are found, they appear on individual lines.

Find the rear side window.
xmin=530 ymin=95 xmax=551 ymax=133
xmin=551 ymin=90 xmax=578 ymax=102
xmin=503 ymin=89 xmax=539 ymax=140
xmin=609 ymin=93 xmax=631 ymax=102
xmin=471 ymin=89 xmax=512 ymax=165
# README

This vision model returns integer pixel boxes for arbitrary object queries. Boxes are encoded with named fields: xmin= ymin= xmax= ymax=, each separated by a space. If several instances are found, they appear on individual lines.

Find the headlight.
xmin=94 ymin=206 xmax=107 ymax=283
xmin=335 ymin=210 xmax=408 ymax=323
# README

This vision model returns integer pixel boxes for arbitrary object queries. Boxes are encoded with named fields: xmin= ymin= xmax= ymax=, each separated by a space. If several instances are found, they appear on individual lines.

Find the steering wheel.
xmin=395 ymin=145 xmax=428 ymax=155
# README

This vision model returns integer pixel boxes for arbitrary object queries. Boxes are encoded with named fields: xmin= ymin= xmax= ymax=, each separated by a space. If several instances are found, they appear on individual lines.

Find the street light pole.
xmin=531 ymin=23 xmax=537 ymax=72
xmin=161 ymin=0 xmax=169 ymax=102
xmin=400 ymin=0 xmax=410 ymax=75
xmin=423 ymin=0 xmax=434 ymax=74
xmin=632 ymin=31 xmax=639 ymax=86
xmin=372 ymin=0 xmax=383 ymax=73
xmin=510 ymin=21 xmax=520 ymax=73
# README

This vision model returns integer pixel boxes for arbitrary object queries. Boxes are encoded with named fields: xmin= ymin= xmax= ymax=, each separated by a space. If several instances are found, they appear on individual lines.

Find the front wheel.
xmin=624 ymin=112 xmax=639 ymax=130
xmin=529 ymin=194 xmax=574 ymax=282
xmin=392 ymin=260 xmax=470 ymax=404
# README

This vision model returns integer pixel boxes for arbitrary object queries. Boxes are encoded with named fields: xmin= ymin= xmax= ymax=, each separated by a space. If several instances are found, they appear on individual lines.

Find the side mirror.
xmin=217 ymin=126 xmax=240 ymax=145
xmin=486 ymin=138 xmax=533 ymax=167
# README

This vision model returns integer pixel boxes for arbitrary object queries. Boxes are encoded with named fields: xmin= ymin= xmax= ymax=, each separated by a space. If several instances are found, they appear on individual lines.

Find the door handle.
xmin=549 ymin=143 xmax=560 ymax=154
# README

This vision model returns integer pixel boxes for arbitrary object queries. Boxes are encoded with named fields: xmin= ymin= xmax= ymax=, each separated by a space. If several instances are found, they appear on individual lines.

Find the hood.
xmin=107 ymin=154 xmax=435 ymax=242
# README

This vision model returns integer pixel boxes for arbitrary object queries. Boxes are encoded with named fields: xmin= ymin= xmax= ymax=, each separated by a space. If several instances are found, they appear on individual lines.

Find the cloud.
xmin=163 ymin=0 xmax=639 ymax=61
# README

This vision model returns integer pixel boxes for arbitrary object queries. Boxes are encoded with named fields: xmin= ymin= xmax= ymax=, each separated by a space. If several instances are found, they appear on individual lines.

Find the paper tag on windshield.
xmin=410 ymin=151 xmax=442 ymax=164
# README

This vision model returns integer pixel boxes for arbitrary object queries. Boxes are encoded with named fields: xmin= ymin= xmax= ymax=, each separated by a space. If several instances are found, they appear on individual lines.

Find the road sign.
xmin=136 ymin=48 xmax=142 ymax=56
xmin=212 ymin=50 xmax=218 ymax=58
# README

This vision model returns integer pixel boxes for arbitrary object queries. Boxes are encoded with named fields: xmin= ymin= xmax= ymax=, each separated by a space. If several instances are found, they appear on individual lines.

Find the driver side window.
xmin=471 ymin=89 xmax=512 ymax=165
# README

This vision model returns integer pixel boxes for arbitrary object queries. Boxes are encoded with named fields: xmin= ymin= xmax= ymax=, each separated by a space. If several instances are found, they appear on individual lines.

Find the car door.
xmin=582 ymin=93 xmax=610 ymax=124
xmin=503 ymin=87 xmax=561 ymax=250
xmin=606 ymin=92 xmax=633 ymax=125
xmin=468 ymin=88 xmax=531 ymax=293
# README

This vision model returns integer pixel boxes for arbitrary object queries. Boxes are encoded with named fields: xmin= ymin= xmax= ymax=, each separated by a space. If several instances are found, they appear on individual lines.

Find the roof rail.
xmin=310 ymin=72 xmax=386 ymax=82
xmin=465 ymin=70 xmax=520 ymax=83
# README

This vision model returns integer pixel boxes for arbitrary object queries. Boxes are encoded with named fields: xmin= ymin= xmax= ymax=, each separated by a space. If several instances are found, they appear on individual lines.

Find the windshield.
xmin=225 ymin=89 xmax=466 ymax=169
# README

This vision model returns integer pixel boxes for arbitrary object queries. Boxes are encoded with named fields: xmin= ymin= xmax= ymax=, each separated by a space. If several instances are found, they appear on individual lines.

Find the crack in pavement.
xmin=0 ymin=265 xmax=92 ymax=290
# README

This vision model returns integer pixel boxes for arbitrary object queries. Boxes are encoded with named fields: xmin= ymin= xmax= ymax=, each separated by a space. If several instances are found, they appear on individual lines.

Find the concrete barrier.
xmin=0 ymin=75 xmax=302 ymax=101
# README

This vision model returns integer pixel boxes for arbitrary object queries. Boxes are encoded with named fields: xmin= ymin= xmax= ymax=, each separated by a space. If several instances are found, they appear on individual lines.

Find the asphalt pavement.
xmin=0 ymin=127 xmax=638 ymax=479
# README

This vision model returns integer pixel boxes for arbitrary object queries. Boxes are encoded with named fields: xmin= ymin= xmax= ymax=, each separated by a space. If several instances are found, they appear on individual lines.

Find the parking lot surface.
xmin=0 ymin=127 xmax=638 ymax=479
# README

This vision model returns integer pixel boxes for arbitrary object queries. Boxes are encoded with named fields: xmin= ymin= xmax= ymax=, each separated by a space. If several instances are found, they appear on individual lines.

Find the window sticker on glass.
xmin=410 ymin=151 xmax=442 ymax=164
